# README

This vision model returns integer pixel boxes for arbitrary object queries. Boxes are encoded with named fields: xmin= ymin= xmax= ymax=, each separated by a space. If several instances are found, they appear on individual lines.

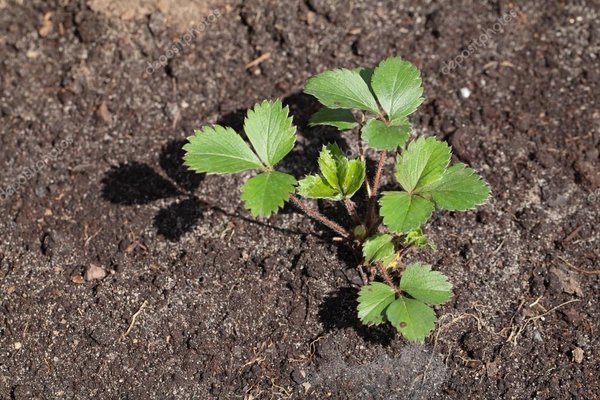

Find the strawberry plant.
xmin=183 ymin=57 xmax=490 ymax=342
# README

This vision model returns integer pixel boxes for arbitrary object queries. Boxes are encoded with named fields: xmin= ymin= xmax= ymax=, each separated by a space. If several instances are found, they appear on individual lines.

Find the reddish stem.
xmin=366 ymin=151 xmax=387 ymax=231
xmin=377 ymin=261 xmax=401 ymax=296
xmin=289 ymin=195 xmax=350 ymax=238
xmin=344 ymin=199 xmax=361 ymax=226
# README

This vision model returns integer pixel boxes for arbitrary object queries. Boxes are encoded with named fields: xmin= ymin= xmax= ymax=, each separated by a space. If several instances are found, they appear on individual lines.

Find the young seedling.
xmin=183 ymin=56 xmax=490 ymax=342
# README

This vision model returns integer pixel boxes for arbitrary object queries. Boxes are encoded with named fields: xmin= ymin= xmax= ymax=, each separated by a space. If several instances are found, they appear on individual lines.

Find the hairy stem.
xmin=377 ymin=261 xmax=401 ymax=296
xmin=289 ymin=195 xmax=350 ymax=238
xmin=366 ymin=150 xmax=387 ymax=231
xmin=344 ymin=199 xmax=361 ymax=226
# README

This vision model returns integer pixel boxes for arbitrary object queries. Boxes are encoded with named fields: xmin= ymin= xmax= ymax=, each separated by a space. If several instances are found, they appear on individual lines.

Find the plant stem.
xmin=366 ymin=150 xmax=386 ymax=231
xmin=344 ymin=199 xmax=361 ymax=226
xmin=289 ymin=194 xmax=350 ymax=238
xmin=377 ymin=261 xmax=401 ymax=296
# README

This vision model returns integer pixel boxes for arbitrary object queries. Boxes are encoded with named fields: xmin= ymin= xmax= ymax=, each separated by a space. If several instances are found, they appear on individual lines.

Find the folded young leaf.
xmin=363 ymin=234 xmax=395 ymax=264
xmin=386 ymin=296 xmax=437 ymax=342
xmin=297 ymin=175 xmax=342 ymax=200
xmin=318 ymin=144 xmax=345 ymax=190
xmin=357 ymin=282 xmax=396 ymax=325
xmin=183 ymin=125 xmax=263 ymax=174
xmin=309 ymin=107 xmax=357 ymax=131
xmin=395 ymin=137 xmax=451 ymax=193
xmin=305 ymin=69 xmax=379 ymax=114
xmin=361 ymin=119 xmax=411 ymax=150
xmin=400 ymin=263 xmax=453 ymax=305
xmin=379 ymin=191 xmax=434 ymax=234
xmin=243 ymin=100 xmax=296 ymax=167
xmin=341 ymin=159 xmax=366 ymax=199
xmin=420 ymin=163 xmax=491 ymax=211
xmin=404 ymin=228 xmax=436 ymax=250
xmin=240 ymin=171 xmax=296 ymax=217
xmin=371 ymin=57 xmax=424 ymax=122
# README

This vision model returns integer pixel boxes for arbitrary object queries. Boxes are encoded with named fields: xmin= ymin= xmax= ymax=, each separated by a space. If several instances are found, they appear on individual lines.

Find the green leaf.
xmin=318 ymin=144 xmax=344 ymax=190
xmin=363 ymin=234 xmax=395 ymax=264
xmin=183 ymin=125 xmax=263 ymax=174
xmin=395 ymin=137 xmax=451 ymax=193
xmin=353 ymin=67 xmax=376 ymax=97
xmin=357 ymin=282 xmax=396 ymax=326
xmin=379 ymin=192 xmax=434 ymax=234
xmin=240 ymin=171 xmax=296 ymax=217
xmin=400 ymin=263 xmax=453 ymax=305
xmin=421 ymin=163 xmax=491 ymax=211
xmin=361 ymin=119 xmax=411 ymax=150
xmin=386 ymin=296 xmax=437 ymax=342
xmin=305 ymin=144 xmax=365 ymax=200
xmin=403 ymin=228 xmax=436 ymax=250
xmin=305 ymin=68 xmax=379 ymax=113
xmin=341 ymin=159 xmax=365 ymax=198
xmin=309 ymin=107 xmax=357 ymax=131
xmin=297 ymin=175 xmax=341 ymax=200
xmin=243 ymin=100 xmax=296 ymax=167
xmin=371 ymin=57 xmax=424 ymax=122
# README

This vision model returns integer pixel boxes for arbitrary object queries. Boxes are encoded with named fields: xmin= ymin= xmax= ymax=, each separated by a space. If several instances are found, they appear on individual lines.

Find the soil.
xmin=1 ymin=0 xmax=599 ymax=399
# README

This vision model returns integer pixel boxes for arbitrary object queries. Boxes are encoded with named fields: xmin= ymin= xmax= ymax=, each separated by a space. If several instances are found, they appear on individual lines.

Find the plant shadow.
xmin=318 ymin=287 xmax=396 ymax=346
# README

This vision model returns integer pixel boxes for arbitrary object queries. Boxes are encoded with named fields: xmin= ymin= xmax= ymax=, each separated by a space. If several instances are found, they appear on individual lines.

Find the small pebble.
xmin=460 ymin=87 xmax=471 ymax=98
xmin=14 ymin=342 xmax=22 ymax=350
xmin=84 ymin=264 xmax=107 ymax=281
xmin=573 ymin=347 xmax=584 ymax=363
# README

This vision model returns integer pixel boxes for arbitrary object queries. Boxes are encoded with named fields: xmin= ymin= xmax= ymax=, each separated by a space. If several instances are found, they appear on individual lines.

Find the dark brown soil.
xmin=1 ymin=1 xmax=599 ymax=399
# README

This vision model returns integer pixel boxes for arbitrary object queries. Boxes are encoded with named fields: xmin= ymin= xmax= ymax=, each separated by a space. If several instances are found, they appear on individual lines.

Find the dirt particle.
xmin=572 ymin=347 xmax=584 ymax=364
xmin=85 ymin=264 xmax=107 ymax=281
xmin=14 ymin=342 xmax=22 ymax=350
xmin=70 ymin=275 xmax=85 ymax=284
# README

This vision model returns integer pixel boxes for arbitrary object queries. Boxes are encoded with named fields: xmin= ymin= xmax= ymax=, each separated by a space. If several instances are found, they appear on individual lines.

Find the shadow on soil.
xmin=318 ymin=287 xmax=396 ymax=346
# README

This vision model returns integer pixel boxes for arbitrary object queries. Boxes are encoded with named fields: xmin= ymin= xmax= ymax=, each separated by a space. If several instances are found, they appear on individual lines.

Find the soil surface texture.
xmin=0 ymin=1 xmax=599 ymax=399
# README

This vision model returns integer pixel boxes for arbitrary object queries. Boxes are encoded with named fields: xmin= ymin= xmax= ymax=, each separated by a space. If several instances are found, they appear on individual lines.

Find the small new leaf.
xmin=395 ymin=137 xmax=451 ymax=193
xmin=400 ymin=263 xmax=453 ymax=305
xmin=183 ymin=125 xmax=263 ymax=174
xmin=243 ymin=100 xmax=296 ymax=167
xmin=363 ymin=234 xmax=395 ymax=264
xmin=305 ymin=69 xmax=379 ymax=113
xmin=309 ymin=107 xmax=357 ymax=131
xmin=421 ymin=164 xmax=491 ymax=211
xmin=379 ymin=192 xmax=434 ymax=234
xmin=240 ymin=171 xmax=296 ymax=217
xmin=361 ymin=119 xmax=411 ymax=150
xmin=297 ymin=175 xmax=341 ymax=200
xmin=299 ymin=144 xmax=365 ymax=200
xmin=404 ymin=228 xmax=436 ymax=250
xmin=357 ymin=282 xmax=396 ymax=326
xmin=371 ymin=57 xmax=424 ymax=122
xmin=386 ymin=296 xmax=437 ymax=342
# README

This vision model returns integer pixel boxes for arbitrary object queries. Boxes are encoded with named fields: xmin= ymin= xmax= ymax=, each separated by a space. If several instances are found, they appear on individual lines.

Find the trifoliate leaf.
xmin=421 ymin=163 xmax=491 ymax=211
xmin=361 ymin=118 xmax=411 ymax=150
xmin=379 ymin=192 xmax=434 ymax=234
xmin=371 ymin=57 xmax=424 ymax=122
xmin=357 ymin=282 xmax=396 ymax=325
xmin=243 ymin=100 xmax=296 ymax=167
xmin=183 ymin=125 xmax=263 ymax=174
xmin=305 ymin=68 xmax=379 ymax=113
xmin=400 ymin=263 xmax=453 ymax=305
xmin=341 ymin=159 xmax=365 ymax=198
xmin=309 ymin=107 xmax=357 ymax=131
xmin=297 ymin=175 xmax=341 ymax=200
xmin=240 ymin=171 xmax=296 ymax=217
xmin=363 ymin=234 xmax=395 ymax=264
xmin=395 ymin=137 xmax=451 ymax=193
xmin=386 ymin=296 xmax=437 ymax=342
